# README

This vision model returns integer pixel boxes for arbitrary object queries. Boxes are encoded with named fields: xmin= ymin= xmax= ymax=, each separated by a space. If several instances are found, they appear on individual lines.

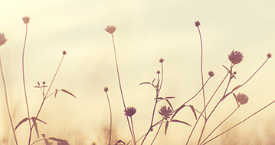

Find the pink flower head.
xmin=236 ymin=93 xmax=248 ymax=105
xmin=159 ymin=106 xmax=173 ymax=120
xmin=105 ymin=25 xmax=116 ymax=34
xmin=228 ymin=50 xmax=244 ymax=64
xmin=124 ymin=107 xmax=136 ymax=117
xmin=22 ymin=17 xmax=30 ymax=24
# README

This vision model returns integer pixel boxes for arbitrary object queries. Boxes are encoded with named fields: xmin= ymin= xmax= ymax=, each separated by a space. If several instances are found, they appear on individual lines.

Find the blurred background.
xmin=1 ymin=0 xmax=275 ymax=144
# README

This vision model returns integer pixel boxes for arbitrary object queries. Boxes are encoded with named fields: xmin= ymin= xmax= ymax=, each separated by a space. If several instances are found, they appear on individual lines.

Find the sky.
xmin=1 ymin=0 xmax=275 ymax=144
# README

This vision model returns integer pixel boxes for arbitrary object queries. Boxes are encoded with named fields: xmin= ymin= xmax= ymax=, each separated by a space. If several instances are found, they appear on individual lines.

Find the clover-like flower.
xmin=22 ymin=17 xmax=30 ymax=24
xmin=228 ymin=50 xmax=244 ymax=65
xmin=105 ymin=26 xmax=116 ymax=34
xmin=0 ymin=33 xmax=7 ymax=47
xmin=195 ymin=21 xmax=200 ymax=27
xmin=124 ymin=107 xmax=136 ymax=117
xmin=236 ymin=93 xmax=248 ymax=105
xmin=208 ymin=71 xmax=214 ymax=77
xmin=159 ymin=106 xmax=173 ymax=120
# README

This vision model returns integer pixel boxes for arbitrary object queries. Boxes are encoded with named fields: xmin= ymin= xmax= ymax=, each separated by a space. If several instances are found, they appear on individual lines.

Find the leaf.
xmin=165 ymin=121 xmax=169 ymax=135
xmin=171 ymin=119 xmax=191 ymax=126
xmin=54 ymin=89 xmax=58 ymax=98
xmin=34 ymin=86 xmax=41 ymax=88
xmin=233 ymin=93 xmax=240 ymax=107
xmin=155 ymin=97 xmax=164 ymax=100
xmin=232 ymin=84 xmax=242 ymax=92
xmin=165 ymin=96 xmax=175 ymax=99
xmin=171 ymin=104 xmax=186 ymax=120
xmin=139 ymin=82 xmax=151 ymax=85
xmin=35 ymin=118 xmax=47 ymax=124
xmin=189 ymin=105 xmax=197 ymax=120
xmin=15 ymin=117 xmax=29 ymax=130
xmin=31 ymin=117 xmax=39 ymax=138
xmin=60 ymin=89 xmax=76 ymax=98
xmin=152 ymin=78 xmax=156 ymax=84
xmin=222 ymin=65 xmax=230 ymax=73
xmin=115 ymin=140 xmax=126 ymax=145
xmin=49 ymin=137 xmax=66 ymax=142
xmin=165 ymin=99 xmax=174 ymax=111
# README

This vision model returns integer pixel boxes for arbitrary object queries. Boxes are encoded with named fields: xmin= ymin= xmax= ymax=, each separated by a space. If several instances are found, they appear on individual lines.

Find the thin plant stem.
xmin=151 ymin=119 xmax=164 ymax=145
xmin=22 ymin=23 xmax=32 ymax=145
xmin=186 ymin=73 xmax=229 ymax=145
xmin=200 ymin=106 xmax=238 ymax=145
xmin=197 ymin=26 xmax=206 ymax=117
xmin=130 ymin=117 xmax=136 ymax=145
xmin=203 ymin=99 xmax=275 ymax=145
xmin=29 ymin=53 xmax=65 ymax=145
xmin=110 ymin=33 xmax=134 ymax=143
xmin=105 ymin=91 xmax=112 ymax=145
xmin=0 ymin=51 xmax=18 ymax=145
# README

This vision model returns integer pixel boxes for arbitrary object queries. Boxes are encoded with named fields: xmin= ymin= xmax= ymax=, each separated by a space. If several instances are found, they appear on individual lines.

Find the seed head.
xmin=208 ymin=71 xmax=214 ymax=77
xmin=63 ymin=51 xmax=67 ymax=55
xmin=0 ymin=33 xmax=7 ymax=47
xmin=104 ymin=87 xmax=109 ymax=92
xmin=124 ymin=107 xmax=136 ymax=117
xmin=236 ymin=93 xmax=249 ymax=105
xmin=156 ymin=70 xmax=160 ymax=74
xmin=195 ymin=21 xmax=200 ymax=27
xmin=22 ymin=17 xmax=30 ymax=24
xmin=159 ymin=106 xmax=173 ymax=120
xmin=267 ymin=53 xmax=272 ymax=58
xmin=105 ymin=25 xmax=116 ymax=34
xmin=159 ymin=58 xmax=164 ymax=63
xmin=228 ymin=50 xmax=244 ymax=65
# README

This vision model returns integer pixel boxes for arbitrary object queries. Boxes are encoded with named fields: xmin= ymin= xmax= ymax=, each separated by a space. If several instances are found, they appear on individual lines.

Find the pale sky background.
xmin=1 ymin=0 xmax=275 ymax=145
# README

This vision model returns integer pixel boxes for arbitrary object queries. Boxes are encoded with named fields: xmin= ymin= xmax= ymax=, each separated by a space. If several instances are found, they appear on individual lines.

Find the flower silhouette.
xmin=267 ymin=53 xmax=272 ymax=58
xmin=195 ymin=21 xmax=201 ymax=27
xmin=159 ymin=106 xmax=173 ymax=120
xmin=105 ymin=26 xmax=116 ymax=34
xmin=124 ymin=107 xmax=136 ymax=117
xmin=0 ymin=33 xmax=7 ymax=47
xmin=208 ymin=71 xmax=214 ymax=77
xmin=22 ymin=17 xmax=30 ymax=24
xmin=228 ymin=50 xmax=243 ymax=65
xmin=236 ymin=93 xmax=248 ymax=105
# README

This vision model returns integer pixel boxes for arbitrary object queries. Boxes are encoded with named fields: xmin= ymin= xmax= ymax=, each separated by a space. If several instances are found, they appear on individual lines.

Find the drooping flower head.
xmin=159 ymin=106 xmax=173 ymax=120
xmin=195 ymin=21 xmax=200 ymax=27
xmin=0 ymin=33 xmax=7 ymax=47
xmin=236 ymin=93 xmax=248 ymax=105
xmin=22 ymin=17 xmax=30 ymax=24
xmin=124 ymin=107 xmax=136 ymax=117
xmin=228 ymin=50 xmax=244 ymax=65
xmin=105 ymin=26 xmax=116 ymax=34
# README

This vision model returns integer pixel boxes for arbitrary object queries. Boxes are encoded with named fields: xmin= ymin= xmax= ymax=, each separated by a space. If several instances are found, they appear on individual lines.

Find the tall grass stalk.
xmin=104 ymin=87 xmax=112 ymax=145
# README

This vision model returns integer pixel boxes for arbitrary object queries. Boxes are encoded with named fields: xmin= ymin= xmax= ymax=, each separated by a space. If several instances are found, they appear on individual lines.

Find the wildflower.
xmin=22 ymin=17 xmax=30 ymax=24
xmin=195 ymin=21 xmax=200 ymax=27
xmin=159 ymin=58 xmax=164 ymax=63
xmin=104 ymin=87 xmax=109 ymax=92
xmin=208 ymin=71 xmax=214 ymax=77
xmin=236 ymin=93 xmax=248 ymax=105
xmin=228 ymin=50 xmax=244 ymax=64
xmin=0 ymin=33 xmax=7 ymax=47
xmin=63 ymin=51 xmax=67 ymax=55
xmin=267 ymin=53 xmax=272 ymax=58
xmin=159 ymin=106 xmax=173 ymax=120
xmin=156 ymin=70 xmax=160 ymax=74
xmin=105 ymin=26 xmax=116 ymax=34
xmin=124 ymin=107 xmax=136 ymax=117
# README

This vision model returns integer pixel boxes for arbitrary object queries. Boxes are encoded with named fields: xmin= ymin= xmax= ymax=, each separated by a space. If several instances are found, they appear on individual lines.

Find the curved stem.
xmin=0 ymin=51 xmax=18 ymax=145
